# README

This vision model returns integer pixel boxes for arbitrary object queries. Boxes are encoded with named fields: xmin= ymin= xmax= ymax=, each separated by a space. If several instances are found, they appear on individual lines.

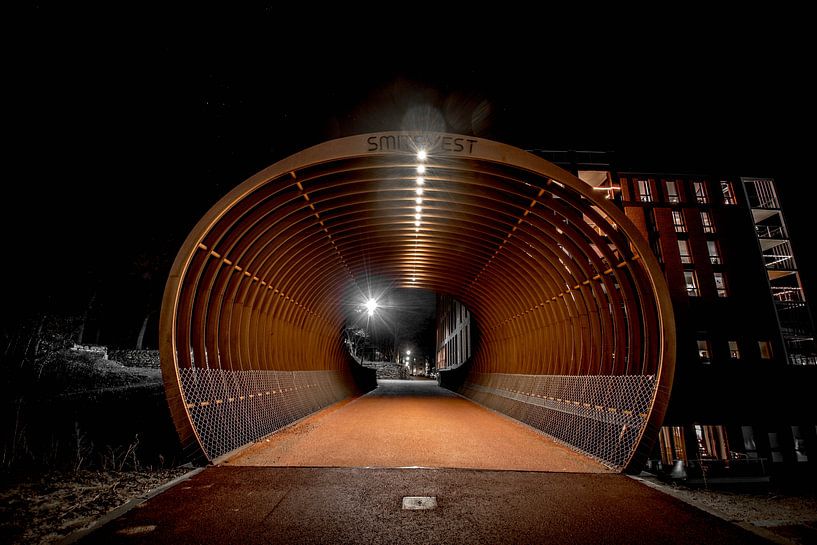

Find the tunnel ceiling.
xmin=160 ymin=132 xmax=675 ymax=470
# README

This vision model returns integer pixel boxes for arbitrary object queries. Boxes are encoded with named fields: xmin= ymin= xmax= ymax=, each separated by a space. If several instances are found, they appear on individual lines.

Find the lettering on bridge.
xmin=366 ymin=134 xmax=478 ymax=155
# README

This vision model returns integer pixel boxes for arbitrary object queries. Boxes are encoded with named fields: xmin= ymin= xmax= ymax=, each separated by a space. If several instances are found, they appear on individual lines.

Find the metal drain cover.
xmin=402 ymin=496 xmax=437 ymax=510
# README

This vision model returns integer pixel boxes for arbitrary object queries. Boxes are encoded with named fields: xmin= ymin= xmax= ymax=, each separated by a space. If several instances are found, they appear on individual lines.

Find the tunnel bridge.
xmin=159 ymin=132 xmax=675 ymax=472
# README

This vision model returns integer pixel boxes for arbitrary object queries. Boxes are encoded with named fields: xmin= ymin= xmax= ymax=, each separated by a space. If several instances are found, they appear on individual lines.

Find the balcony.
xmin=755 ymin=224 xmax=787 ymax=239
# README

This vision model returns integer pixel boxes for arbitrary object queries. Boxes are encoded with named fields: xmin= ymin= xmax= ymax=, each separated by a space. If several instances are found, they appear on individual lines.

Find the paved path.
xmin=73 ymin=467 xmax=773 ymax=545
xmin=226 ymin=379 xmax=605 ymax=472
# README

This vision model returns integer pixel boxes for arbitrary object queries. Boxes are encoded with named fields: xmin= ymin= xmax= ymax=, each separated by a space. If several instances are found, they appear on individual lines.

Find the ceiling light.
xmin=365 ymin=298 xmax=378 ymax=317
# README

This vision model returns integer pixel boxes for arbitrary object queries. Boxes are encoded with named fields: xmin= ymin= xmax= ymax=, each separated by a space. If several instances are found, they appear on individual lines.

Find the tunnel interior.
xmin=159 ymin=133 xmax=675 ymax=472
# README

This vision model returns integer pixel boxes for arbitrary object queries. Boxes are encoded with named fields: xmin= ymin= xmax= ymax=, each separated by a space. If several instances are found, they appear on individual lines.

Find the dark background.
xmin=6 ymin=7 xmax=815 ymax=349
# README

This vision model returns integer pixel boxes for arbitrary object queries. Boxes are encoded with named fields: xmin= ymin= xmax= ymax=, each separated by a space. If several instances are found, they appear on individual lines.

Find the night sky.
xmin=6 ymin=8 xmax=815 ymax=346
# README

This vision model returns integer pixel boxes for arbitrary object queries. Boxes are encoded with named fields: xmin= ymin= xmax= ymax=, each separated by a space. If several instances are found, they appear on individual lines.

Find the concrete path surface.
xmin=226 ymin=379 xmax=606 ymax=472
xmin=72 ymin=466 xmax=774 ymax=545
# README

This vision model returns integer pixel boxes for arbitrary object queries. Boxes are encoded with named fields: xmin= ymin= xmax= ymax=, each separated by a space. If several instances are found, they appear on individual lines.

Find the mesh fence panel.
xmin=178 ymin=369 xmax=352 ymax=460
xmin=458 ymin=373 xmax=655 ymax=470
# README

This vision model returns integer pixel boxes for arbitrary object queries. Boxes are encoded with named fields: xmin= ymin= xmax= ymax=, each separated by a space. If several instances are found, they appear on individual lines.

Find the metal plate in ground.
xmin=402 ymin=496 xmax=437 ymax=510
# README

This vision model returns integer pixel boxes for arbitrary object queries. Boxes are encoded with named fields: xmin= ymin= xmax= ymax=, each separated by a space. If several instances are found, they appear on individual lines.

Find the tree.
xmin=343 ymin=327 xmax=368 ymax=359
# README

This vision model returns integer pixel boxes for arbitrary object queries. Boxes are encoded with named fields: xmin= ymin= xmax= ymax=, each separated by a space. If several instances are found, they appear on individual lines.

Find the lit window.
xmin=714 ymin=272 xmax=728 ymax=297
xmin=685 ymin=271 xmax=700 ymax=296
xmin=695 ymin=425 xmax=730 ymax=460
xmin=701 ymin=211 xmax=716 ymax=234
xmin=665 ymin=180 xmax=680 ymax=203
xmin=672 ymin=210 xmax=686 ymax=232
xmin=658 ymin=426 xmax=688 ymax=465
xmin=758 ymin=341 xmax=773 ymax=359
xmin=721 ymin=181 xmax=737 ymax=205
xmin=707 ymin=241 xmax=722 ymax=264
xmin=678 ymin=240 xmax=693 ymax=264
xmin=729 ymin=341 xmax=740 ymax=359
xmin=693 ymin=181 xmax=709 ymax=204
xmin=637 ymin=179 xmax=653 ymax=202
xmin=697 ymin=339 xmax=711 ymax=362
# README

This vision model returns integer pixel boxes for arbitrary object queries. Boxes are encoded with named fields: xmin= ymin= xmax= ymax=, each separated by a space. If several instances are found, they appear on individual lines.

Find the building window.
xmin=707 ymin=241 xmax=722 ymax=264
xmin=714 ymin=272 xmax=728 ymax=297
xmin=741 ymin=426 xmax=758 ymax=459
xmin=792 ymin=426 xmax=808 ymax=462
xmin=637 ymin=179 xmax=653 ymax=202
xmin=758 ymin=341 xmax=773 ymax=359
xmin=768 ymin=432 xmax=784 ymax=462
xmin=685 ymin=271 xmax=700 ymax=296
xmin=721 ymin=181 xmax=737 ymax=205
xmin=659 ymin=426 xmax=688 ymax=465
xmin=665 ymin=180 xmax=680 ymax=203
xmin=700 ymin=211 xmax=716 ymax=234
xmin=650 ymin=237 xmax=663 ymax=264
xmin=678 ymin=240 xmax=693 ymax=264
xmin=729 ymin=341 xmax=740 ymax=359
xmin=697 ymin=339 xmax=711 ymax=362
xmin=695 ymin=425 xmax=730 ymax=460
xmin=693 ymin=181 xmax=709 ymax=204
xmin=645 ymin=208 xmax=657 ymax=233
xmin=672 ymin=210 xmax=686 ymax=232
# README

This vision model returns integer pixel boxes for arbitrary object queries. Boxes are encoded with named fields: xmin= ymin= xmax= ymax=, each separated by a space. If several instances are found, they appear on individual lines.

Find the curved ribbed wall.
xmin=160 ymin=132 xmax=675 ymax=470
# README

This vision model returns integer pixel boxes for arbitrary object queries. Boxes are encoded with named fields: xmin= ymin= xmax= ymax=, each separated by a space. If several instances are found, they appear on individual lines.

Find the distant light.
xmin=411 ymin=276 xmax=416 ymax=282
xmin=365 ymin=298 xmax=378 ymax=317
xmin=415 ymin=197 xmax=423 ymax=204
xmin=417 ymin=150 xmax=427 ymax=161
xmin=407 ymin=350 xmax=411 ymax=356
xmin=415 ymin=206 xmax=423 ymax=213
xmin=416 ymin=164 xmax=426 ymax=174
xmin=415 ymin=213 xmax=422 ymax=220
xmin=415 ymin=187 xmax=423 ymax=195
xmin=414 ymin=220 xmax=421 ymax=227
xmin=416 ymin=177 xmax=425 ymax=185
xmin=415 ymin=226 xmax=420 ymax=231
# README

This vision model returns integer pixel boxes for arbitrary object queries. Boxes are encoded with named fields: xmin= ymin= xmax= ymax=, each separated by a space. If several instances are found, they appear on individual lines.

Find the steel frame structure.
xmin=160 ymin=132 xmax=675 ymax=470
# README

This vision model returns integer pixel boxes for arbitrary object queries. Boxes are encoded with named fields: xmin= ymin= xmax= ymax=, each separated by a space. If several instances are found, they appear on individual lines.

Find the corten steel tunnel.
xmin=159 ymin=132 xmax=675 ymax=472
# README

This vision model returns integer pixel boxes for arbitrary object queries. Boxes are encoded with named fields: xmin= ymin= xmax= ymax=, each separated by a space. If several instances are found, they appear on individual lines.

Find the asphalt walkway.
xmin=72 ymin=467 xmax=773 ymax=544
xmin=70 ymin=380 xmax=776 ymax=544
xmin=226 ymin=379 xmax=605 ymax=472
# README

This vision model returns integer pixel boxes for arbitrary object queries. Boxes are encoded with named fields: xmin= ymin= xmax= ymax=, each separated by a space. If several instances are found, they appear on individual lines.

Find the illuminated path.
xmin=225 ymin=379 xmax=606 ymax=472
xmin=74 ymin=381 xmax=773 ymax=544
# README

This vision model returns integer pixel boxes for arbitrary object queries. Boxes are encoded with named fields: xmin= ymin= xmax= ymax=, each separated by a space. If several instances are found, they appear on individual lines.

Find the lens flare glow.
xmin=365 ymin=298 xmax=378 ymax=317
xmin=417 ymin=150 xmax=427 ymax=161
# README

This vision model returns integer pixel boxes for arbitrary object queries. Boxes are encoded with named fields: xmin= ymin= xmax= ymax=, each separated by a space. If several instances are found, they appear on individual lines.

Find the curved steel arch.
xmin=160 ymin=132 xmax=675 ymax=471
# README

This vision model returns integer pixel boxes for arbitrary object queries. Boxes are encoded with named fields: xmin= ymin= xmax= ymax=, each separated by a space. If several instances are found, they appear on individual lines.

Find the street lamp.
xmin=365 ymin=298 xmax=378 ymax=317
